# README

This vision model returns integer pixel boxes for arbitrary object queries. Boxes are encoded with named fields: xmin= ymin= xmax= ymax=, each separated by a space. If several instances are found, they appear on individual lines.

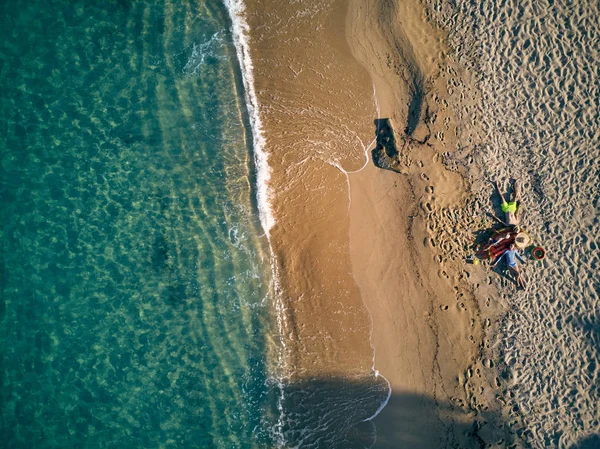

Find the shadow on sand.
xmin=405 ymin=74 xmax=426 ymax=138
xmin=371 ymin=118 xmax=402 ymax=173
xmin=568 ymin=433 xmax=600 ymax=449
xmin=278 ymin=376 xmax=513 ymax=449
xmin=279 ymin=376 xmax=600 ymax=448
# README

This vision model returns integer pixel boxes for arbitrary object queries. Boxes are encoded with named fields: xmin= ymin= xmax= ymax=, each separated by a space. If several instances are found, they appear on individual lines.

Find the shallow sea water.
xmin=0 ymin=1 xmax=275 ymax=448
xmin=426 ymin=0 xmax=600 ymax=447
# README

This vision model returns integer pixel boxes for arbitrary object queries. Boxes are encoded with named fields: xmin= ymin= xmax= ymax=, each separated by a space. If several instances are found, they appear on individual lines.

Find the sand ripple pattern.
xmin=426 ymin=0 xmax=600 ymax=447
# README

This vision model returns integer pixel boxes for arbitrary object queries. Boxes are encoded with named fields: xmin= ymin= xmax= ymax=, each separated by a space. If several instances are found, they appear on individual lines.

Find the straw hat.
xmin=514 ymin=232 xmax=531 ymax=249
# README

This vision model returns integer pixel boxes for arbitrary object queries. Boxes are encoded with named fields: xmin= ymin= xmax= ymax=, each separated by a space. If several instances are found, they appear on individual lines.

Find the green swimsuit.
xmin=501 ymin=201 xmax=517 ymax=213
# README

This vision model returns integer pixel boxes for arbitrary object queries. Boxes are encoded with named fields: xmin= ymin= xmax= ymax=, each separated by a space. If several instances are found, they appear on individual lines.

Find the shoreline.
xmin=241 ymin=0 xmax=379 ymax=379
xmin=236 ymin=0 xmax=513 ymax=446
xmin=223 ymin=0 xmax=275 ymax=236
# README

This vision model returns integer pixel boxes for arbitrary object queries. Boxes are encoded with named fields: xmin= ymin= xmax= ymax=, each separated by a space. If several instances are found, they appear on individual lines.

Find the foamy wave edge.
xmin=222 ymin=1 xmax=287 ymax=445
xmin=223 ymin=0 xmax=274 ymax=237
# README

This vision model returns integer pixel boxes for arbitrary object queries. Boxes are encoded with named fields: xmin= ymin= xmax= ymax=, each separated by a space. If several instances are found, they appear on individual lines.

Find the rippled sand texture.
xmin=0 ymin=1 xmax=274 ymax=447
xmin=426 ymin=0 xmax=600 ymax=447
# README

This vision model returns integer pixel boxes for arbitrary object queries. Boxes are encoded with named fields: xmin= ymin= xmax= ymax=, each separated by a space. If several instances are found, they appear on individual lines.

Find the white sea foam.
xmin=183 ymin=31 xmax=226 ymax=76
xmin=222 ymin=3 xmax=287 ymax=445
xmin=363 ymin=370 xmax=392 ymax=424
xmin=328 ymin=82 xmax=380 ymax=210
xmin=223 ymin=0 xmax=275 ymax=237
xmin=267 ymin=252 xmax=289 ymax=448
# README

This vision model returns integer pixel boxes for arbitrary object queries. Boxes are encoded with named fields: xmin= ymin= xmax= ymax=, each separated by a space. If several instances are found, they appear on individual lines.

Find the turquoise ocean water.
xmin=0 ymin=1 xmax=276 ymax=447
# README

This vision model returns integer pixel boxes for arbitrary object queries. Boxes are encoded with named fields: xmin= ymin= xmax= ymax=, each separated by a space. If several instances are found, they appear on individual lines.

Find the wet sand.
xmin=243 ymin=0 xmax=378 ymax=381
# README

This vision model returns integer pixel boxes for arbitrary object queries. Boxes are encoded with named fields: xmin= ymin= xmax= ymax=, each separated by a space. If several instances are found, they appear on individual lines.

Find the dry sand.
xmin=422 ymin=1 xmax=600 ymax=447
xmin=345 ymin=1 xmax=514 ymax=446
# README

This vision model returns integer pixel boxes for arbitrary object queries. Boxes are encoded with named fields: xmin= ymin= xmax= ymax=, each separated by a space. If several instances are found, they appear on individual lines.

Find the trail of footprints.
xmin=419 ymin=161 xmax=523 ymax=446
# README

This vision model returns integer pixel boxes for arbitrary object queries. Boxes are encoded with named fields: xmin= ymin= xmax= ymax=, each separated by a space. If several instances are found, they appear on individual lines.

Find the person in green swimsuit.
xmin=493 ymin=179 xmax=521 ymax=225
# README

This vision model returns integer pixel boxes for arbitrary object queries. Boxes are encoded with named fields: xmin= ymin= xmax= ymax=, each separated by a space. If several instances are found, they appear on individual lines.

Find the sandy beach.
xmin=242 ymin=0 xmax=378 ymax=381
xmin=241 ymin=0 xmax=599 ymax=446
xmin=345 ymin=1 xmax=513 ymax=446
xmin=241 ymin=0 xmax=511 ymax=446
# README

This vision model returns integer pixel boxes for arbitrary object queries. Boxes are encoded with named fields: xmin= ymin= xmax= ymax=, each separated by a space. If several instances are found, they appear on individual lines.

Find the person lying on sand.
xmin=489 ymin=225 xmax=520 ymax=247
xmin=492 ymin=242 xmax=527 ymax=289
xmin=492 ymin=179 xmax=522 ymax=225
